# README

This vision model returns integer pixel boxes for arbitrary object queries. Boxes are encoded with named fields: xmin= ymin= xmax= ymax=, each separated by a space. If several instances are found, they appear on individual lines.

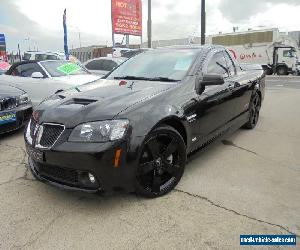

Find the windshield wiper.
xmin=114 ymin=76 xmax=152 ymax=81
xmin=114 ymin=76 xmax=179 ymax=82
xmin=149 ymin=77 xmax=179 ymax=82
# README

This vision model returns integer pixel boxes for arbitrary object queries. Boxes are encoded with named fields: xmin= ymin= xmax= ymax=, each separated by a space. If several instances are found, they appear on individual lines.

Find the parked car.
xmin=0 ymin=85 xmax=32 ymax=134
xmin=23 ymin=51 xmax=77 ymax=61
xmin=296 ymin=61 xmax=300 ymax=75
xmin=112 ymin=48 xmax=135 ymax=57
xmin=0 ymin=60 xmax=101 ymax=105
xmin=121 ymin=48 xmax=152 ymax=58
xmin=25 ymin=45 xmax=265 ymax=197
xmin=83 ymin=57 xmax=126 ymax=76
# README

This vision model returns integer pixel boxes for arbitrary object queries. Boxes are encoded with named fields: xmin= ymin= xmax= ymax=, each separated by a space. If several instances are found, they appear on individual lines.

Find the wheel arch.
xmin=276 ymin=64 xmax=288 ymax=75
xmin=151 ymin=116 xmax=188 ymax=146
xmin=253 ymin=82 xmax=263 ymax=102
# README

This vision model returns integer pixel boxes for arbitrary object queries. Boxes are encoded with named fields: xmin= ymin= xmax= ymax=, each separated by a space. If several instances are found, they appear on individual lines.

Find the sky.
xmin=1 ymin=0 xmax=300 ymax=53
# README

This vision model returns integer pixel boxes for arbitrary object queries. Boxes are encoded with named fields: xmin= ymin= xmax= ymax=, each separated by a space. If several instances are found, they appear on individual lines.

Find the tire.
xmin=243 ymin=92 xmax=261 ymax=129
xmin=135 ymin=125 xmax=186 ymax=198
xmin=263 ymin=66 xmax=273 ymax=75
xmin=276 ymin=66 xmax=288 ymax=76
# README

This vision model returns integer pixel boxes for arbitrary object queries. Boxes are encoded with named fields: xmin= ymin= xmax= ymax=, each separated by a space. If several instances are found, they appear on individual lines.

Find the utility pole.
xmin=233 ymin=26 xmax=238 ymax=32
xmin=147 ymin=0 xmax=152 ymax=48
xmin=17 ymin=43 xmax=21 ymax=61
xmin=111 ymin=0 xmax=115 ymax=48
xmin=25 ymin=37 xmax=31 ymax=51
xmin=78 ymin=30 xmax=82 ymax=48
xmin=201 ymin=0 xmax=206 ymax=45
xmin=126 ymin=34 xmax=129 ymax=48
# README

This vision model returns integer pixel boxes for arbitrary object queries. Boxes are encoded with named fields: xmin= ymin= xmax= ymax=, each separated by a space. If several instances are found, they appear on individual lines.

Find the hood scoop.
xmin=63 ymin=98 xmax=97 ymax=107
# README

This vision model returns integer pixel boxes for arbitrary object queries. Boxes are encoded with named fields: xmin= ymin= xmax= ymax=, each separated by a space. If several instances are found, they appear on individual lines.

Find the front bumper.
xmin=25 ymin=132 xmax=145 ymax=194
xmin=0 ymin=104 xmax=32 ymax=134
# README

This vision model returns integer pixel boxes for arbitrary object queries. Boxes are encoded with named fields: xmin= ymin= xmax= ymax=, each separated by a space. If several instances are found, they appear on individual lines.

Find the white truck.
xmin=210 ymin=29 xmax=300 ymax=75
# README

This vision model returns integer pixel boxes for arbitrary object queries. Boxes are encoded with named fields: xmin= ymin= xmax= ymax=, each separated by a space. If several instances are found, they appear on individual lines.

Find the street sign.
xmin=0 ymin=34 xmax=6 ymax=46
xmin=112 ymin=0 xmax=142 ymax=36
xmin=57 ymin=63 xmax=81 ymax=75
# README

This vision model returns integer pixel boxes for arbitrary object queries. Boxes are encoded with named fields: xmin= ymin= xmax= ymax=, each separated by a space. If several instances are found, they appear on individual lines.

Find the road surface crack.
xmin=0 ymin=145 xmax=36 ymax=186
xmin=174 ymin=189 xmax=299 ymax=238
xmin=12 ymin=213 xmax=65 ymax=249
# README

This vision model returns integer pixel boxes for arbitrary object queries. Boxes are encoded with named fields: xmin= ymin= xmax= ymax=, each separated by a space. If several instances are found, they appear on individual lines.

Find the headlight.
xmin=19 ymin=93 xmax=30 ymax=105
xmin=69 ymin=120 xmax=129 ymax=142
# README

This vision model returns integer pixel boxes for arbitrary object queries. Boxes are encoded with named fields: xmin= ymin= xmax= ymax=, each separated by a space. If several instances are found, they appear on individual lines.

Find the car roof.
xmin=7 ymin=60 xmax=75 ymax=73
xmin=7 ymin=60 xmax=39 ymax=72
xmin=84 ymin=57 xmax=126 ymax=64
xmin=38 ymin=60 xmax=69 ymax=63
xmin=25 ymin=51 xmax=62 ymax=55
xmin=10 ymin=59 xmax=70 ymax=66
xmin=156 ymin=44 xmax=224 ymax=51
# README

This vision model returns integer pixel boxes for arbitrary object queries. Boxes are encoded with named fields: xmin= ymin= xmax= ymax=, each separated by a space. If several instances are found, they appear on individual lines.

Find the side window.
xmin=283 ymin=50 xmax=293 ymax=58
xmin=35 ymin=54 xmax=47 ymax=60
xmin=14 ymin=63 xmax=45 ymax=77
xmin=207 ymin=52 xmax=229 ymax=77
xmin=23 ymin=53 xmax=31 ymax=60
xmin=46 ymin=55 xmax=58 ymax=60
xmin=85 ymin=60 xmax=104 ymax=70
xmin=102 ymin=60 xmax=118 ymax=71
xmin=223 ymin=51 xmax=236 ymax=76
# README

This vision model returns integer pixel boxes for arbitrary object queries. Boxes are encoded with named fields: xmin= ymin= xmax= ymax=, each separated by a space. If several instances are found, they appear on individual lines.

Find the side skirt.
xmin=187 ymin=112 xmax=248 ymax=158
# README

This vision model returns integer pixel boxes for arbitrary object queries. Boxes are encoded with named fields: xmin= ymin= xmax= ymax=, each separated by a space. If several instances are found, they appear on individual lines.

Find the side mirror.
xmin=195 ymin=74 xmax=225 ymax=95
xmin=31 ymin=72 xmax=44 ymax=78
xmin=202 ymin=74 xmax=225 ymax=86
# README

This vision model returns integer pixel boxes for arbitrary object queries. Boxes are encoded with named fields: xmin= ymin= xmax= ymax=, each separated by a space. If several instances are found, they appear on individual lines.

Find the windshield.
xmin=40 ymin=61 xmax=90 ymax=77
xmin=107 ymin=49 xmax=199 ymax=81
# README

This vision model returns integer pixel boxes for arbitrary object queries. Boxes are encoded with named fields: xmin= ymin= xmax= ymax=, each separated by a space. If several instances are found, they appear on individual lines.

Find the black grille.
xmin=39 ymin=164 xmax=79 ymax=184
xmin=39 ymin=124 xmax=64 ymax=148
xmin=0 ymin=97 xmax=18 ymax=111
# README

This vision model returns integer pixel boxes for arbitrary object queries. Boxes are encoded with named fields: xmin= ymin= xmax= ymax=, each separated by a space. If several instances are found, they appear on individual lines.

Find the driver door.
xmin=188 ymin=51 xmax=235 ymax=148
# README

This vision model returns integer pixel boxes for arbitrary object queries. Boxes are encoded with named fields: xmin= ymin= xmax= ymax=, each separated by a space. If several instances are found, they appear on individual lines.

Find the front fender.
xmin=123 ymin=104 xmax=184 ymax=137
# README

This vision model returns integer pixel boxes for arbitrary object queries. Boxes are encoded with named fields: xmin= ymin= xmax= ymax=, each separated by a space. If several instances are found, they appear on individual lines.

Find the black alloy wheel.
xmin=243 ymin=92 xmax=261 ymax=129
xmin=136 ymin=126 xmax=186 ymax=198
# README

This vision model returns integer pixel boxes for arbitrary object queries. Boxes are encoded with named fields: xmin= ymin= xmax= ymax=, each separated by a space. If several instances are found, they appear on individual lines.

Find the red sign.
xmin=112 ymin=0 xmax=142 ymax=36
xmin=0 ymin=51 xmax=8 ymax=62
xmin=0 ymin=61 xmax=10 ymax=70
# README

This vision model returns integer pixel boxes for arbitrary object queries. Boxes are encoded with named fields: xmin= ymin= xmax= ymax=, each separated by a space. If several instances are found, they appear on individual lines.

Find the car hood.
xmin=36 ymin=79 xmax=175 ymax=127
xmin=0 ymin=84 xmax=24 ymax=98
xmin=0 ymin=74 xmax=100 ymax=106
xmin=50 ymin=74 xmax=101 ymax=85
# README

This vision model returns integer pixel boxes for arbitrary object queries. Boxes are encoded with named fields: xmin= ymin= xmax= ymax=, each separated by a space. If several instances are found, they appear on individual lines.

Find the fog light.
xmin=88 ymin=173 xmax=96 ymax=183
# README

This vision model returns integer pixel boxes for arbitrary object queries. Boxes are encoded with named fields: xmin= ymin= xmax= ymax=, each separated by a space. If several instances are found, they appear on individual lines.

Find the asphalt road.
xmin=0 ymin=76 xmax=299 ymax=249
xmin=266 ymin=75 xmax=300 ymax=89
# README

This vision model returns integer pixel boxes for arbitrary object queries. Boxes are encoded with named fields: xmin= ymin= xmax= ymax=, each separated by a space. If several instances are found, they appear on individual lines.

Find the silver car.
xmin=0 ymin=60 xmax=101 ymax=106
xmin=84 ymin=57 xmax=126 ymax=76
